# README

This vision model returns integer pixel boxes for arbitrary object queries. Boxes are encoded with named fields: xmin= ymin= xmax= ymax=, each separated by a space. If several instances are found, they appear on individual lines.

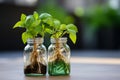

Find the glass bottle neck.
xmin=51 ymin=38 xmax=67 ymax=44
xmin=27 ymin=38 xmax=44 ymax=44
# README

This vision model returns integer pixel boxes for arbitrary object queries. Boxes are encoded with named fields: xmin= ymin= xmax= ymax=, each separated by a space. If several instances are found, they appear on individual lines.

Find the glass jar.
xmin=48 ymin=38 xmax=70 ymax=76
xmin=23 ymin=38 xmax=47 ymax=76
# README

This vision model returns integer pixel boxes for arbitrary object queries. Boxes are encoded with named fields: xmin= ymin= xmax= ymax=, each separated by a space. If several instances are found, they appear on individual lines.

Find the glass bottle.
xmin=23 ymin=38 xmax=47 ymax=76
xmin=48 ymin=38 xmax=70 ymax=76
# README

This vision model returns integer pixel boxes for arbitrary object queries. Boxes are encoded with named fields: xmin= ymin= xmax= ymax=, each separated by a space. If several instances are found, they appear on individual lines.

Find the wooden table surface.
xmin=0 ymin=51 xmax=120 ymax=80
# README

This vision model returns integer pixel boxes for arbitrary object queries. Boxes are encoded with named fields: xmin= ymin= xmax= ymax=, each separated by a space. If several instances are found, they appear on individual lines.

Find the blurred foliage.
xmin=37 ymin=0 xmax=74 ymax=24
xmin=74 ymin=7 xmax=84 ymax=17
xmin=83 ymin=5 xmax=120 ymax=29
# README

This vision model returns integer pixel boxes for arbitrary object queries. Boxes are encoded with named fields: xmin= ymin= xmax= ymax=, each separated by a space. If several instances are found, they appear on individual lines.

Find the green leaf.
xmin=33 ymin=11 xmax=39 ymax=20
xmin=13 ymin=21 xmax=23 ymax=28
xmin=31 ymin=20 xmax=41 ymax=27
xmin=56 ymin=31 xmax=63 ymax=38
xmin=22 ymin=32 xmax=33 ymax=44
xmin=44 ymin=18 xmax=54 ymax=26
xmin=21 ymin=14 xmax=26 ymax=21
xmin=67 ymin=28 xmax=77 ymax=44
xmin=35 ymin=25 xmax=44 ymax=36
xmin=67 ymin=28 xmax=76 ymax=34
xmin=39 ymin=13 xmax=53 ymax=26
xmin=25 ymin=15 xmax=34 ymax=27
xmin=69 ymin=32 xmax=77 ymax=44
xmin=14 ymin=14 xmax=26 ymax=29
xmin=53 ymin=19 xmax=61 ymax=29
xmin=34 ymin=25 xmax=41 ymax=32
xmin=66 ymin=24 xmax=78 ymax=32
xmin=60 ymin=24 xmax=66 ymax=30
xmin=39 ymin=13 xmax=52 ymax=20
xmin=66 ymin=24 xmax=78 ymax=44
xmin=45 ymin=28 xmax=53 ymax=34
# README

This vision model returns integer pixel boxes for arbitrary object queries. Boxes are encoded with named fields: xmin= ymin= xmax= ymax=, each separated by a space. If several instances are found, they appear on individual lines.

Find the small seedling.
xmin=13 ymin=12 xmax=52 ymax=75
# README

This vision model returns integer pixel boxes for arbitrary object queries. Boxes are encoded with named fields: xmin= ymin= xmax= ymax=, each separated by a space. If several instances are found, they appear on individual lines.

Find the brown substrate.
xmin=24 ymin=62 xmax=46 ymax=74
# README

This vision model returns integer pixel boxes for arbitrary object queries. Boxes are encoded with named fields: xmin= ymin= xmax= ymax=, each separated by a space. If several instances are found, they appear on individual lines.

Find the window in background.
xmin=14 ymin=0 xmax=38 ymax=6
xmin=64 ymin=0 xmax=107 ymax=12
xmin=64 ymin=0 xmax=85 ymax=12
xmin=0 ymin=0 xmax=14 ymax=3
xmin=0 ymin=0 xmax=4 ymax=3
xmin=109 ymin=0 xmax=119 ymax=9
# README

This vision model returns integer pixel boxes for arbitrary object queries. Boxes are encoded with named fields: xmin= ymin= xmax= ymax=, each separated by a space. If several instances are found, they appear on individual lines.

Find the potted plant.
xmin=46 ymin=18 xmax=78 ymax=75
xmin=13 ymin=12 xmax=51 ymax=76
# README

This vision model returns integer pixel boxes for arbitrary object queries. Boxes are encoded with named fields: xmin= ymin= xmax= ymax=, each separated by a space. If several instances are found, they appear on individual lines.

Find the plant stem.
xmin=55 ymin=38 xmax=65 ymax=61
xmin=29 ymin=38 xmax=41 ymax=73
xmin=60 ymin=31 xmax=67 ymax=38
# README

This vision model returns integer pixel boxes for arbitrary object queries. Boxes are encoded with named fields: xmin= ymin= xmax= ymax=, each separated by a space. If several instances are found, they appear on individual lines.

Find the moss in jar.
xmin=48 ymin=58 xmax=70 ymax=75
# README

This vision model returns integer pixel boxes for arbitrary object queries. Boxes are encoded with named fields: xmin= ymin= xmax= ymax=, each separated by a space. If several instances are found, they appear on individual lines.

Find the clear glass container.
xmin=48 ymin=38 xmax=70 ymax=76
xmin=23 ymin=38 xmax=47 ymax=76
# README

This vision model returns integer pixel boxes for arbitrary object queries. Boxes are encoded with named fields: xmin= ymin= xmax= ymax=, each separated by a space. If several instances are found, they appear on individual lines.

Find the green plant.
xmin=45 ymin=19 xmax=78 ymax=44
xmin=13 ymin=12 xmax=52 ymax=75
xmin=46 ymin=15 xmax=78 ymax=75
xmin=39 ymin=12 xmax=78 ymax=44
xmin=13 ymin=11 xmax=46 ymax=43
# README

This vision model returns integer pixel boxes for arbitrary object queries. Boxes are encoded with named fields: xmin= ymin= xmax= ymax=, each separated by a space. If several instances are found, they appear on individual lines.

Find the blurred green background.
xmin=0 ymin=0 xmax=120 ymax=51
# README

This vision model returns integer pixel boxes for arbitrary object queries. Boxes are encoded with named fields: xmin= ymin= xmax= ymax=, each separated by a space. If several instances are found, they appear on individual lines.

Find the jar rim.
xmin=27 ymin=37 xmax=44 ymax=44
xmin=51 ymin=37 xmax=67 ymax=43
